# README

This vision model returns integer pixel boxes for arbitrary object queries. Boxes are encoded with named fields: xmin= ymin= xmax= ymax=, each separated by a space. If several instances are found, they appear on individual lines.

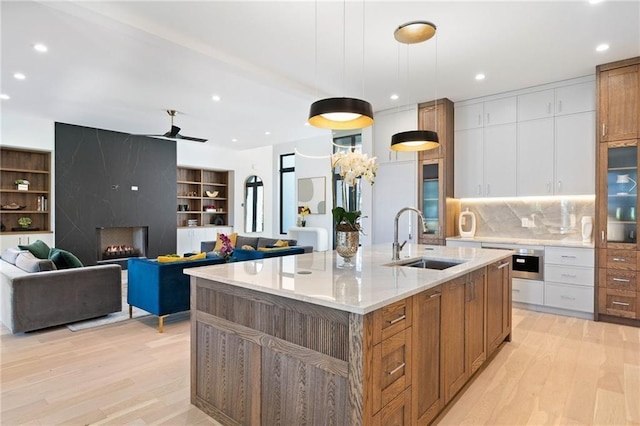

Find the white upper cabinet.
xmin=454 ymin=128 xmax=484 ymax=198
xmin=555 ymin=111 xmax=595 ymax=195
xmin=484 ymin=124 xmax=517 ymax=197
xmin=555 ymin=81 xmax=595 ymax=116
xmin=454 ymin=103 xmax=483 ymax=131
xmin=518 ymin=89 xmax=555 ymax=121
xmin=373 ymin=106 xmax=418 ymax=164
xmin=483 ymin=97 xmax=517 ymax=126
xmin=517 ymin=118 xmax=555 ymax=196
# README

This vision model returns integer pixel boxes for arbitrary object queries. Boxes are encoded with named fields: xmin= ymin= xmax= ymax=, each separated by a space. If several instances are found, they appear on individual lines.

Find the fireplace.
xmin=97 ymin=227 xmax=148 ymax=263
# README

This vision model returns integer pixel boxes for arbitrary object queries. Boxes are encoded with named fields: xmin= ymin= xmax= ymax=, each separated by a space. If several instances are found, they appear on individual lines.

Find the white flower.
xmin=331 ymin=151 xmax=378 ymax=186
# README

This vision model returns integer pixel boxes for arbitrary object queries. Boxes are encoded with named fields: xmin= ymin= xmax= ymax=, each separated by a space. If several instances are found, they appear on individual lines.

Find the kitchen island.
xmin=186 ymin=244 xmax=512 ymax=425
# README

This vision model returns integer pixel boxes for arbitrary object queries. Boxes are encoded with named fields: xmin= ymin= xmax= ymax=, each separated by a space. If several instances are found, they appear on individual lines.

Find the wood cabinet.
xmin=177 ymin=166 xmax=230 ymax=228
xmin=466 ymin=268 xmax=486 ymax=375
xmin=441 ymin=276 xmax=468 ymax=404
xmin=596 ymin=57 xmax=640 ymax=327
xmin=417 ymin=98 xmax=457 ymax=245
xmin=411 ymin=286 xmax=442 ymax=425
xmin=487 ymin=258 xmax=512 ymax=357
xmin=0 ymin=147 xmax=51 ymax=236
xmin=597 ymin=58 xmax=640 ymax=142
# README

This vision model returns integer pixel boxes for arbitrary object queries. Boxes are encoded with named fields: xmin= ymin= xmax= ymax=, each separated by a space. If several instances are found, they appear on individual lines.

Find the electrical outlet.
xmin=521 ymin=217 xmax=529 ymax=227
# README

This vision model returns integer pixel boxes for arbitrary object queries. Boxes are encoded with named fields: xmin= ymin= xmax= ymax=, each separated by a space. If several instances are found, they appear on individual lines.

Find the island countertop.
xmin=185 ymin=243 xmax=512 ymax=315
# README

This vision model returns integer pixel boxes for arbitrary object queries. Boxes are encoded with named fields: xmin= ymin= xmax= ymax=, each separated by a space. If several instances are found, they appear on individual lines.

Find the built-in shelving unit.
xmin=0 ymin=147 xmax=51 ymax=234
xmin=177 ymin=167 xmax=230 ymax=228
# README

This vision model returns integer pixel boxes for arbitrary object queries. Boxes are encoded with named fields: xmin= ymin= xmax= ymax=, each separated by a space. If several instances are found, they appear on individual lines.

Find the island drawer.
xmin=372 ymin=327 xmax=412 ymax=416
xmin=373 ymin=298 xmax=413 ymax=344
xmin=372 ymin=387 xmax=411 ymax=426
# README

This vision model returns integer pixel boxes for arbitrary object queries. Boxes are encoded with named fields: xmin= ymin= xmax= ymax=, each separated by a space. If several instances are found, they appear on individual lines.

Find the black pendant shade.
xmin=390 ymin=130 xmax=439 ymax=152
xmin=308 ymin=97 xmax=374 ymax=130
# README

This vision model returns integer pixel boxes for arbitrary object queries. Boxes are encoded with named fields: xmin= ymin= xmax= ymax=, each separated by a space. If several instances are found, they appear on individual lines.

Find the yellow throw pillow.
xmin=157 ymin=252 xmax=206 ymax=262
xmin=213 ymin=232 xmax=238 ymax=251
xmin=274 ymin=240 xmax=289 ymax=247
xmin=241 ymin=245 xmax=255 ymax=250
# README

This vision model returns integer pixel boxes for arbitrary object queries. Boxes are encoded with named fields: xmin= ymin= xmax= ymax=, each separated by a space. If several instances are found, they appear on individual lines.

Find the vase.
xmin=336 ymin=230 xmax=359 ymax=268
xmin=301 ymin=220 xmax=306 ymax=227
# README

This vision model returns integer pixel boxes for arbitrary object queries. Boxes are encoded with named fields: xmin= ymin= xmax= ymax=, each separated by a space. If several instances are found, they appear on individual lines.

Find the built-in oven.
xmin=484 ymin=245 xmax=544 ymax=280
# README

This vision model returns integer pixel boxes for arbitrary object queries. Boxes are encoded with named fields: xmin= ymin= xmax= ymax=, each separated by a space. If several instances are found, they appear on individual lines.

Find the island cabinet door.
xmin=487 ymin=259 xmax=512 ymax=357
xmin=466 ymin=268 xmax=487 ymax=376
xmin=441 ymin=276 xmax=469 ymax=404
xmin=411 ymin=286 xmax=443 ymax=425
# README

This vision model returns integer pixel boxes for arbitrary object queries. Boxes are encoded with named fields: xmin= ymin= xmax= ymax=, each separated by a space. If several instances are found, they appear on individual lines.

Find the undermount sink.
xmin=395 ymin=258 xmax=466 ymax=270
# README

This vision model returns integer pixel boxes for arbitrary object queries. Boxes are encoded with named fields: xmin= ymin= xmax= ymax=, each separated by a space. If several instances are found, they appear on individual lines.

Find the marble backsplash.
xmin=460 ymin=197 xmax=595 ymax=243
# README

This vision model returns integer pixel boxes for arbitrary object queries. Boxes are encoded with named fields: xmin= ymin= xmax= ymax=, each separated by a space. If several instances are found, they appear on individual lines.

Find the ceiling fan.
xmin=146 ymin=110 xmax=207 ymax=143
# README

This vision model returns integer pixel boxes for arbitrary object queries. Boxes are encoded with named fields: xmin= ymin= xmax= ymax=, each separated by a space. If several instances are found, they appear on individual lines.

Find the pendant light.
xmin=390 ymin=20 xmax=439 ymax=152
xmin=307 ymin=1 xmax=373 ymax=130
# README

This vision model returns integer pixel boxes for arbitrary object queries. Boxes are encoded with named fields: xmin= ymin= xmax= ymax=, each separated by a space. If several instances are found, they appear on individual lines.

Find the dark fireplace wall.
xmin=55 ymin=122 xmax=176 ymax=265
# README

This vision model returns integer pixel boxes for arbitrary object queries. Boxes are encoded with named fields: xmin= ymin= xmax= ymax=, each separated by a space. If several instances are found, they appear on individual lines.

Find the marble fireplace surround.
xmin=460 ymin=197 xmax=595 ymax=243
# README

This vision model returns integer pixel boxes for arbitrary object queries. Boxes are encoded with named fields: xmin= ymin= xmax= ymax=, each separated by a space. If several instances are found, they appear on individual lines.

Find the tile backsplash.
xmin=460 ymin=197 xmax=595 ymax=242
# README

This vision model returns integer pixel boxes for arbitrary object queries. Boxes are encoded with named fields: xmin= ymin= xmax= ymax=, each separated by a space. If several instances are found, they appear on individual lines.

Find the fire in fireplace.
xmin=97 ymin=226 xmax=148 ymax=262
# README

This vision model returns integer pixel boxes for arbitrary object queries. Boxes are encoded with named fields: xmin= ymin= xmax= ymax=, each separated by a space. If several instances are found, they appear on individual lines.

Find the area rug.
xmin=66 ymin=275 xmax=150 ymax=331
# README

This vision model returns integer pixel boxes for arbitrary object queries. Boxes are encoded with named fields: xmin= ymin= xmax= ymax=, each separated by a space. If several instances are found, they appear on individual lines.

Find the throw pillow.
xmin=213 ymin=232 xmax=238 ymax=251
xmin=157 ymin=252 xmax=206 ymax=263
xmin=1 ymin=247 xmax=27 ymax=265
xmin=15 ymin=251 xmax=57 ymax=272
xmin=48 ymin=247 xmax=84 ymax=269
xmin=241 ymin=245 xmax=255 ymax=250
xmin=18 ymin=239 xmax=51 ymax=259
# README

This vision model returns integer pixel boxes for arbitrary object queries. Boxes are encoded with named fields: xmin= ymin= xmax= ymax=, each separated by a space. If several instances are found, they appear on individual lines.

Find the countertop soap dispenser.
xmin=459 ymin=208 xmax=476 ymax=238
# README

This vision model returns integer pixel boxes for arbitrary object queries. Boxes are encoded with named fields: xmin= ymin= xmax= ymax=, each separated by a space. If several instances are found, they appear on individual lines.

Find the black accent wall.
xmin=55 ymin=123 xmax=176 ymax=265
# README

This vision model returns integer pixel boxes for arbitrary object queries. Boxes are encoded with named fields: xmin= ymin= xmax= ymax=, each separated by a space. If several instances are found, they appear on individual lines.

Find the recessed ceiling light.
xmin=264 ymin=131 xmax=271 ymax=136
xmin=13 ymin=73 xmax=26 ymax=80
xmin=0 ymin=94 xmax=10 ymax=100
xmin=588 ymin=0 xmax=604 ymax=4
xmin=212 ymin=94 xmax=221 ymax=101
xmin=596 ymin=43 xmax=610 ymax=52
xmin=232 ymin=138 xmax=238 ymax=142
xmin=390 ymin=94 xmax=399 ymax=101
xmin=475 ymin=73 xmax=486 ymax=81
xmin=304 ymin=122 xmax=310 ymax=126
xmin=33 ymin=43 xmax=48 ymax=53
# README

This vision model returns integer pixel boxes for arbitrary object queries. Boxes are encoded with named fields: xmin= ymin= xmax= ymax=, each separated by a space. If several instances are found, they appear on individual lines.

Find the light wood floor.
xmin=1 ymin=308 xmax=638 ymax=425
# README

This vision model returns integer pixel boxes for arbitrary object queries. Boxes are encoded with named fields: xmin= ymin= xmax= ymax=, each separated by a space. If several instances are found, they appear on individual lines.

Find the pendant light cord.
xmin=342 ymin=0 xmax=346 ymax=96
xmin=434 ymin=30 xmax=438 ymax=131
xmin=314 ymin=0 xmax=318 ymax=99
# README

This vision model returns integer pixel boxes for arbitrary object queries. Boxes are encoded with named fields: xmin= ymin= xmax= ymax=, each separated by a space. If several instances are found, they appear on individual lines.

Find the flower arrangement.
xmin=298 ymin=205 xmax=310 ymax=226
xmin=331 ymin=151 xmax=378 ymax=232
xmin=18 ymin=216 xmax=32 ymax=228
xmin=217 ymin=233 xmax=234 ymax=262
xmin=14 ymin=179 xmax=30 ymax=185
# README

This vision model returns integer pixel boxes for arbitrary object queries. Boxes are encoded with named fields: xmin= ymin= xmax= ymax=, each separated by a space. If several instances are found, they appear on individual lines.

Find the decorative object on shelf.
xmin=307 ymin=1 xmax=373 ymax=130
xmin=18 ymin=216 xmax=32 ymax=229
xmin=187 ymin=219 xmax=198 ymax=227
xmin=216 ymin=233 xmax=234 ymax=262
xmin=205 ymin=190 xmax=219 ymax=198
xmin=331 ymin=150 xmax=378 ymax=267
xmin=390 ymin=20 xmax=440 ymax=152
xmin=178 ymin=204 xmax=189 ymax=211
xmin=213 ymin=215 xmax=225 ymax=226
xmin=204 ymin=205 xmax=217 ymax=212
xmin=616 ymin=174 xmax=637 ymax=194
xmin=14 ymin=179 xmax=30 ymax=191
xmin=299 ymin=205 xmax=310 ymax=227
xmin=2 ymin=203 xmax=26 ymax=210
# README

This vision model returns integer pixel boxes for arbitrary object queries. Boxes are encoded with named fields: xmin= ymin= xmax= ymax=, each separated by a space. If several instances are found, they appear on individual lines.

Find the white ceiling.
xmin=1 ymin=1 xmax=639 ymax=150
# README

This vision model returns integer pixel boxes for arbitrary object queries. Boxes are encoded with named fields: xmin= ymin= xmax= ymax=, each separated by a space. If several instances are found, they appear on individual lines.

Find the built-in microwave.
xmin=484 ymin=246 xmax=544 ymax=280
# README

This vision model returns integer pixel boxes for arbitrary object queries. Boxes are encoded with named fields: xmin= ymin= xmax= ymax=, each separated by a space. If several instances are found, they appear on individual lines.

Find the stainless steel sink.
xmin=396 ymin=258 xmax=466 ymax=270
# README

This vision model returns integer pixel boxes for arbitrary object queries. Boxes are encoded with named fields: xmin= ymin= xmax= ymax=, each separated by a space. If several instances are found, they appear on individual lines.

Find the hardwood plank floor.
xmin=1 ymin=308 xmax=638 ymax=425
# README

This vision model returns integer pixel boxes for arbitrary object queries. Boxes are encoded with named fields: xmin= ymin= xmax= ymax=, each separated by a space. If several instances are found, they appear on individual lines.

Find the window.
xmin=279 ymin=153 xmax=295 ymax=234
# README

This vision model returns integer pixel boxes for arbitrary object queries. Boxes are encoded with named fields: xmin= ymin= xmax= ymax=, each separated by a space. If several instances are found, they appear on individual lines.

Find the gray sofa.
xmin=1 ymin=248 xmax=122 ymax=333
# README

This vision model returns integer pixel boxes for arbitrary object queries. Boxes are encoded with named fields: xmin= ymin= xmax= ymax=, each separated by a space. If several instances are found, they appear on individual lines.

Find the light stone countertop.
xmin=446 ymin=236 xmax=595 ymax=249
xmin=185 ymin=244 xmax=512 ymax=315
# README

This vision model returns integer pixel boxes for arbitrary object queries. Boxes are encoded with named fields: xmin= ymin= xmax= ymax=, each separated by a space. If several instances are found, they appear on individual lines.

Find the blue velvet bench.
xmin=127 ymin=256 xmax=225 ymax=332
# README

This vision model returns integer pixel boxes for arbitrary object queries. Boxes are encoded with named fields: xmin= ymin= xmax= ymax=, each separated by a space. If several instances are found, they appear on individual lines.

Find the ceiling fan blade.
xmin=176 ymin=134 xmax=208 ymax=143
xmin=164 ymin=125 xmax=181 ymax=138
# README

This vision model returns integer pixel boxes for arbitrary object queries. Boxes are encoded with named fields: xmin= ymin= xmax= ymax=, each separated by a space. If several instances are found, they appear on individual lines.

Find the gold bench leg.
xmin=129 ymin=305 xmax=133 ymax=319
xmin=158 ymin=315 xmax=168 ymax=333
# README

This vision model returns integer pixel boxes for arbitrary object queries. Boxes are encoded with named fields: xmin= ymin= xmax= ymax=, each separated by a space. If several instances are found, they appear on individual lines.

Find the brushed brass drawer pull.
xmin=387 ymin=314 xmax=406 ymax=325
xmin=497 ymin=262 xmax=510 ymax=270
xmin=387 ymin=362 xmax=406 ymax=376
xmin=612 ymin=278 xmax=631 ymax=283
xmin=612 ymin=301 xmax=630 ymax=307
xmin=612 ymin=257 xmax=627 ymax=262
xmin=429 ymin=293 xmax=441 ymax=298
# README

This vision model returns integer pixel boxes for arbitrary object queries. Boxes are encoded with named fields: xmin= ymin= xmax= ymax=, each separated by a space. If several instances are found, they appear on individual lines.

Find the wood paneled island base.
xmin=187 ymin=245 xmax=512 ymax=425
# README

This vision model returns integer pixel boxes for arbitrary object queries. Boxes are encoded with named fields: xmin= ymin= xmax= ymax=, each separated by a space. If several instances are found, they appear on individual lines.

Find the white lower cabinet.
xmin=1 ymin=232 xmax=54 ymax=249
xmin=176 ymin=226 xmax=232 ymax=255
xmin=512 ymin=277 xmax=544 ymax=305
xmin=544 ymin=246 xmax=594 ymax=314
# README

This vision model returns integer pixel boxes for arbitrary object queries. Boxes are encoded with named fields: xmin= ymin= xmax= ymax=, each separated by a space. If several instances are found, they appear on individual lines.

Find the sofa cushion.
xmin=1 ymin=247 xmax=27 ymax=265
xmin=214 ymin=232 xmax=238 ymax=250
xmin=18 ymin=239 xmax=51 ymax=259
xmin=257 ymin=237 xmax=297 ymax=248
xmin=48 ymin=248 xmax=84 ymax=269
xmin=15 ymin=251 xmax=57 ymax=272
xmin=235 ymin=235 xmax=259 ymax=249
